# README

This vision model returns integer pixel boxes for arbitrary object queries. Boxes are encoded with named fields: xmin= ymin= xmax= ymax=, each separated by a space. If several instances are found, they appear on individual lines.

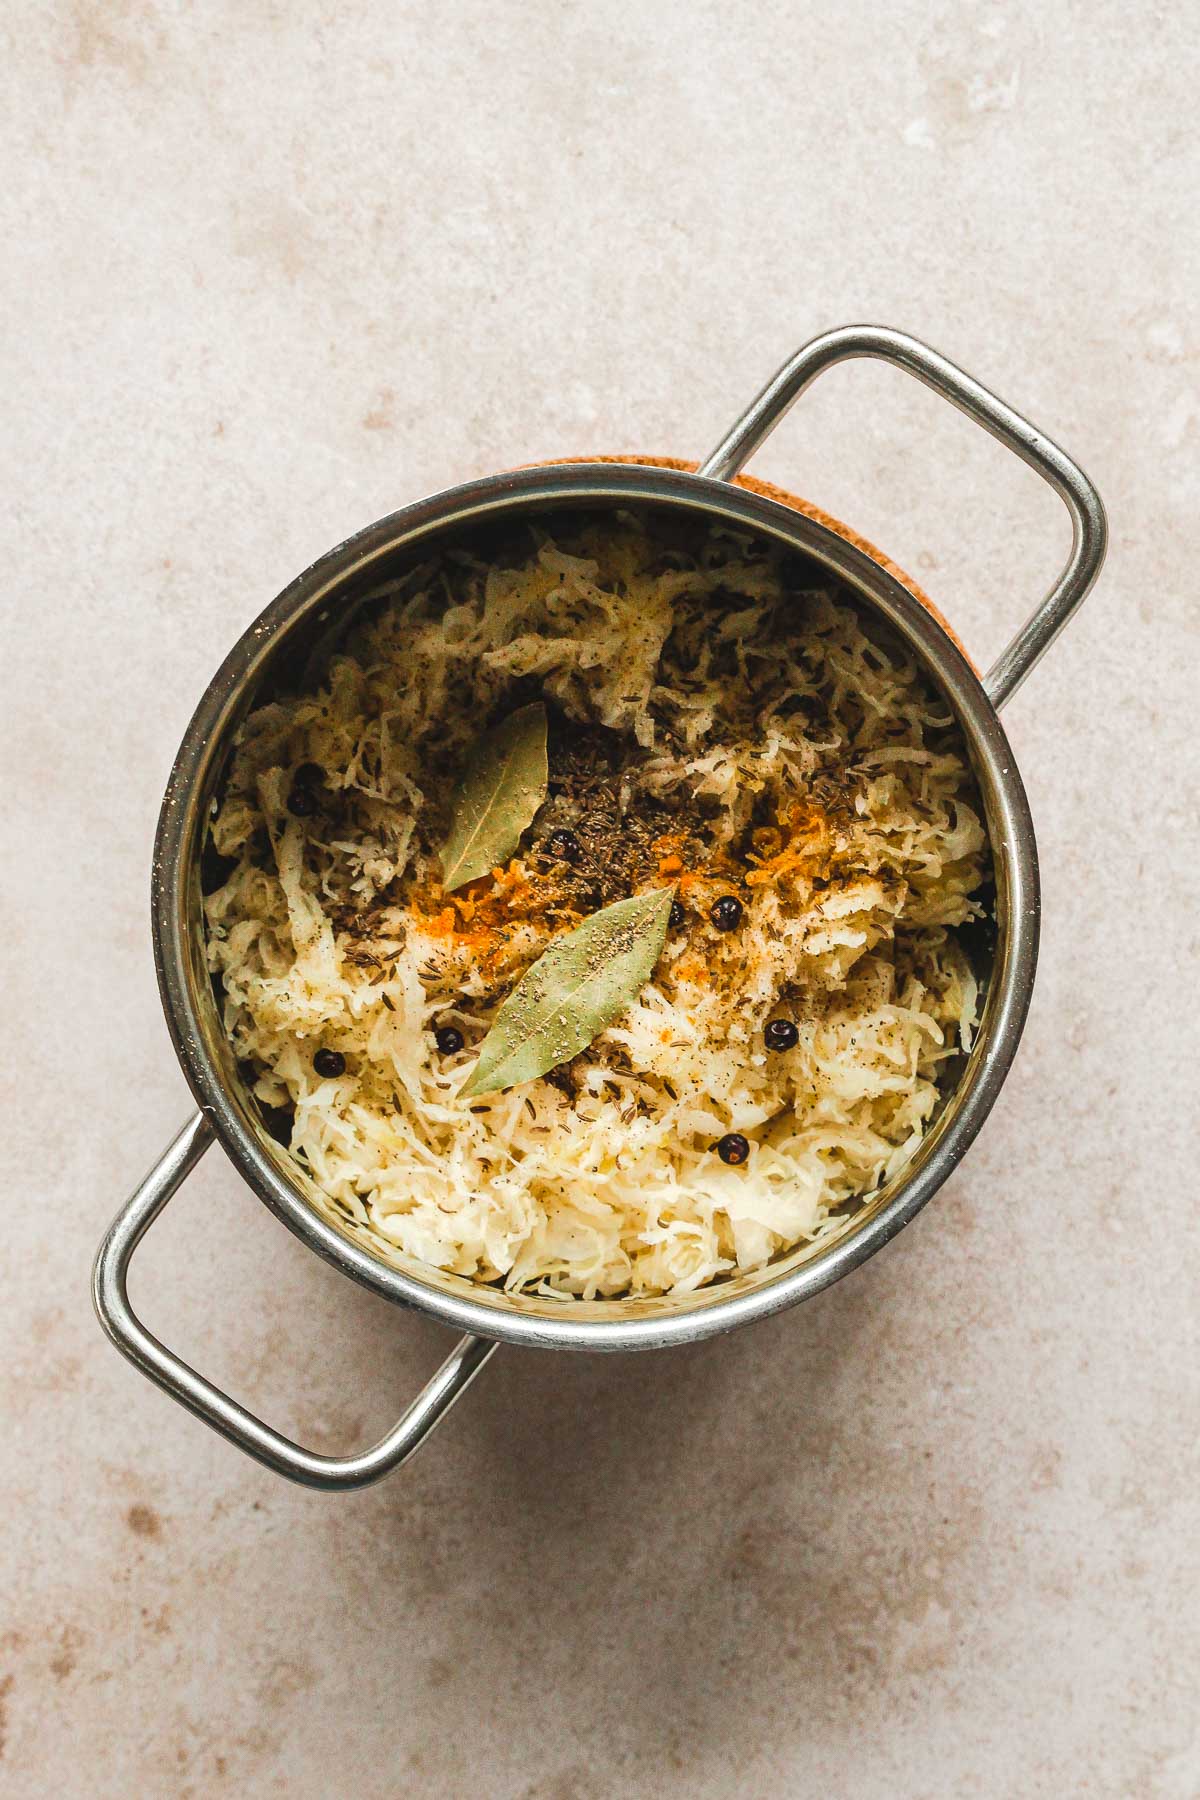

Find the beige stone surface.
xmin=2 ymin=2 xmax=1196 ymax=1794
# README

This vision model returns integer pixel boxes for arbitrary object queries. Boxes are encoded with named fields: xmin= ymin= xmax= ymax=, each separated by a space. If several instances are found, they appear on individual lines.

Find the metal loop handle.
xmin=92 ymin=1113 xmax=496 ymax=1490
xmin=699 ymin=324 xmax=1107 ymax=710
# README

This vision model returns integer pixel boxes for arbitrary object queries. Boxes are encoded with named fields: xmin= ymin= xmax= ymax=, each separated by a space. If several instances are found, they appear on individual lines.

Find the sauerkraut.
xmin=205 ymin=512 xmax=989 ymax=1299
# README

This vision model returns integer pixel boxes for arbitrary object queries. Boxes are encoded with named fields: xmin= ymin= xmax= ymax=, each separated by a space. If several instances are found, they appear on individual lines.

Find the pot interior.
xmin=155 ymin=466 xmax=1035 ymax=1350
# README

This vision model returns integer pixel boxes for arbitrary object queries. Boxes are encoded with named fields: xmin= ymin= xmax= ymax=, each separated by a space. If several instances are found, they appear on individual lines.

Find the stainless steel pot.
xmin=93 ymin=326 xmax=1106 ymax=1489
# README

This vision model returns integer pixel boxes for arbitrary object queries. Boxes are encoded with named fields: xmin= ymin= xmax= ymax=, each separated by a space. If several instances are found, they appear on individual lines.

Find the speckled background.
xmin=2 ymin=3 xmax=1196 ymax=1795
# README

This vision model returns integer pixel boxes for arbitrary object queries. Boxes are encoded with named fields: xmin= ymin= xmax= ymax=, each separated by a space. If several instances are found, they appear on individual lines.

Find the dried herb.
xmin=462 ymin=886 xmax=675 ymax=1095
xmin=441 ymin=702 xmax=548 ymax=892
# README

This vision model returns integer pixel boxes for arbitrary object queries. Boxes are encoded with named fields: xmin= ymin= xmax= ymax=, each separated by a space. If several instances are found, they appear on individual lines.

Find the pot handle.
xmin=698 ymin=324 xmax=1107 ymax=711
xmin=92 ymin=1112 xmax=497 ymax=1490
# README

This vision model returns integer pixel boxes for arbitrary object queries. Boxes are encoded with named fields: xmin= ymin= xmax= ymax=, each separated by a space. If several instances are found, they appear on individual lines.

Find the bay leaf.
xmin=462 ymin=886 xmax=675 ymax=1096
xmin=441 ymin=702 xmax=548 ymax=892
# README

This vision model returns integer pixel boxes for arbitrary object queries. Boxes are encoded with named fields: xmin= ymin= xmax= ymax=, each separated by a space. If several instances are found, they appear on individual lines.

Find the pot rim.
xmin=152 ymin=459 xmax=1038 ymax=1352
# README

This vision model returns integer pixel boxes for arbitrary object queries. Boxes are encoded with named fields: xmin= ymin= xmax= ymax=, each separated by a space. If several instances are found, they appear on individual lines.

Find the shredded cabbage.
xmin=205 ymin=514 xmax=988 ymax=1299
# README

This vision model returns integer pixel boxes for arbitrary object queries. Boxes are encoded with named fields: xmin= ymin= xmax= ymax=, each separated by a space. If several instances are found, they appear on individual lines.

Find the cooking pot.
xmin=93 ymin=326 xmax=1106 ymax=1489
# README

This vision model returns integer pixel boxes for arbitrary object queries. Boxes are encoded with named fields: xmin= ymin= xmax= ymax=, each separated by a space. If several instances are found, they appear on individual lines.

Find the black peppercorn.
xmin=716 ymin=1132 xmax=750 ymax=1166
xmin=669 ymin=900 xmax=685 ymax=929
xmin=764 ymin=1018 xmax=799 ymax=1052
xmin=545 ymin=829 xmax=581 ymax=863
xmin=435 ymin=1025 xmax=464 ymax=1056
xmin=313 ymin=1048 xmax=346 ymax=1078
xmin=288 ymin=762 xmax=325 ymax=816
xmin=710 ymin=894 xmax=743 ymax=931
